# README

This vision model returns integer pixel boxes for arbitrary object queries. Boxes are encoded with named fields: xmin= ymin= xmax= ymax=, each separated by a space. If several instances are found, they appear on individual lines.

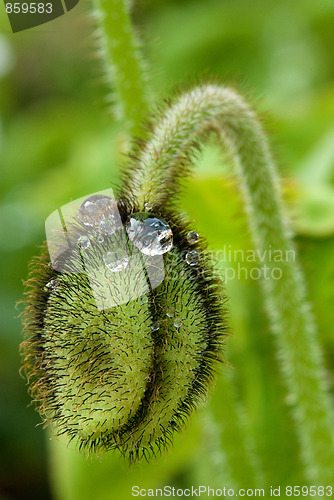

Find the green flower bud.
xmin=21 ymin=197 xmax=226 ymax=461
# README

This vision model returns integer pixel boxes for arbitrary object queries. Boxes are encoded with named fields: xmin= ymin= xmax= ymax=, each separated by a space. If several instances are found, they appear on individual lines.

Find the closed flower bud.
xmin=21 ymin=192 xmax=227 ymax=461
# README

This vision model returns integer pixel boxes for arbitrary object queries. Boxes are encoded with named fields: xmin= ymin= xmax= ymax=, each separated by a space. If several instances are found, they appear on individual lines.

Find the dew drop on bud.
xmin=144 ymin=202 xmax=153 ymax=211
xmin=97 ymin=234 xmax=104 ymax=244
xmin=166 ymin=307 xmax=175 ymax=318
xmin=99 ymin=217 xmax=117 ymax=235
xmin=151 ymin=321 xmax=159 ymax=331
xmin=44 ymin=279 xmax=59 ymax=292
xmin=174 ymin=318 xmax=183 ymax=328
xmin=78 ymin=235 xmax=91 ymax=250
xmin=126 ymin=213 xmax=173 ymax=256
xmin=78 ymin=195 xmax=118 ymax=233
xmin=186 ymin=231 xmax=199 ymax=244
xmin=185 ymin=250 xmax=199 ymax=266
xmin=141 ymin=295 xmax=149 ymax=304
xmin=103 ymin=249 xmax=129 ymax=272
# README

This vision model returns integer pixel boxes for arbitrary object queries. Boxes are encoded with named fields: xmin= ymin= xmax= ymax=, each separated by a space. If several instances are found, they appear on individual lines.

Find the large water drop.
xmin=126 ymin=213 xmax=173 ymax=256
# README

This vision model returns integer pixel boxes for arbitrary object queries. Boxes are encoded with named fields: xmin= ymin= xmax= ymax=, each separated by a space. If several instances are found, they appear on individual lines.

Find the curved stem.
xmin=93 ymin=0 xmax=150 ymax=136
xmin=207 ymin=367 xmax=264 ymax=489
xmin=128 ymin=84 xmax=334 ymax=483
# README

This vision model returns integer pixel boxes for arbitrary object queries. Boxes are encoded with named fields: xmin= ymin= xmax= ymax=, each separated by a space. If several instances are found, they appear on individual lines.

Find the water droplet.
xmin=103 ymin=248 xmax=129 ymax=272
xmin=78 ymin=195 xmax=118 ymax=229
xmin=97 ymin=233 xmax=104 ymax=243
xmin=144 ymin=202 xmax=153 ymax=211
xmin=44 ymin=279 xmax=59 ymax=292
xmin=174 ymin=318 xmax=183 ymax=328
xmin=151 ymin=321 xmax=159 ymax=331
xmin=166 ymin=307 xmax=175 ymax=318
xmin=141 ymin=295 xmax=148 ymax=304
xmin=126 ymin=214 xmax=173 ymax=256
xmin=187 ymin=231 xmax=199 ymax=244
xmin=185 ymin=250 xmax=199 ymax=266
xmin=99 ymin=216 xmax=116 ymax=235
xmin=78 ymin=235 xmax=90 ymax=250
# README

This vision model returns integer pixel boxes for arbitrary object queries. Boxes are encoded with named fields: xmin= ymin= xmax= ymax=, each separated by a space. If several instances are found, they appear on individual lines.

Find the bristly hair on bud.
xmin=21 ymin=188 xmax=228 ymax=462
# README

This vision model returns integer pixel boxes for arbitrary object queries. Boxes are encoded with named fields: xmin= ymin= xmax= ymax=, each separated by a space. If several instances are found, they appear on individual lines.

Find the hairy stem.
xmin=93 ymin=0 xmax=150 ymax=136
xmin=127 ymin=84 xmax=334 ymax=483
xmin=208 ymin=368 xmax=263 ymax=489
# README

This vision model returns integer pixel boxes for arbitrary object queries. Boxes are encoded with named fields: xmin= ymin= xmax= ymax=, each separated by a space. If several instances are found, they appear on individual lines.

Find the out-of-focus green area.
xmin=1 ymin=0 xmax=334 ymax=499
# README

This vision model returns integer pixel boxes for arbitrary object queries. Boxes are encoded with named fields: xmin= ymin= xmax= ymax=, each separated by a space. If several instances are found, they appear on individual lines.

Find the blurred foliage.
xmin=1 ymin=0 xmax=334 ymax=499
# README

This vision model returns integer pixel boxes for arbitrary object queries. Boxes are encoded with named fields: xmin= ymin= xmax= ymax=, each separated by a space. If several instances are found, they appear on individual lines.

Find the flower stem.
xmin=93 ymin=0 xmax=150 ymax=136
xmin=127 ymin=84 xmax=334 ymax=483
xmin=208 ymin=368 xmax=264 ymax=489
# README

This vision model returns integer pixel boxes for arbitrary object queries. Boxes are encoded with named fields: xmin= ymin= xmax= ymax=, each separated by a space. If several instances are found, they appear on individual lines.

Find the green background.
xmin=1 ymin=0 xmax=334 ymax=498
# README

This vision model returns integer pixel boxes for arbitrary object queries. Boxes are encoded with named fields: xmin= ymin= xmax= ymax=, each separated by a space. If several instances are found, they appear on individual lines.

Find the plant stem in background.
xmin=93 ymin=0 xmax=150 ymax=136
xmin=207 ymin=368 xmax=263 ymax=489
xmin=126 ymin=84 xmax=334 ymax=483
